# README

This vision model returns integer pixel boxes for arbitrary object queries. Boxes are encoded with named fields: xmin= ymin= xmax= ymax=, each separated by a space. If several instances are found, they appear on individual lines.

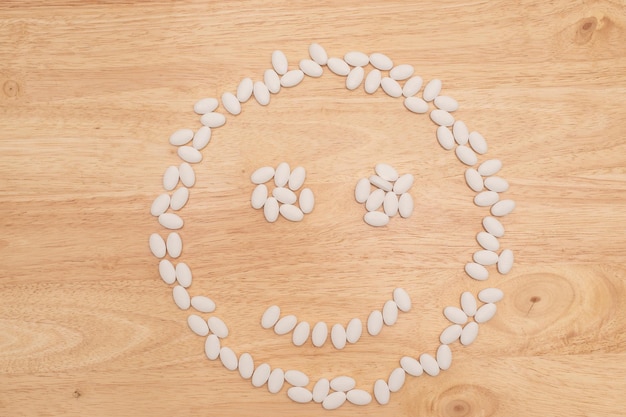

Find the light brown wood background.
xmin=1 ymin=1 xmax=625 ymax=416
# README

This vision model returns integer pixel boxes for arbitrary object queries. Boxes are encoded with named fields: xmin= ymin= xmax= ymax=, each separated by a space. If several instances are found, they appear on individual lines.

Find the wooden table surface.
xmin=2 ymin=1 xmax=625 ymax=416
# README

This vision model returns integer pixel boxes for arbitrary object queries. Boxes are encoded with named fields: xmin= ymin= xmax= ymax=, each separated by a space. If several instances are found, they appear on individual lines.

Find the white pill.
xmin=459 ymin=292 xmax=477 ymax=318
xmin=187 ymin=314 xmax=209 ymax=336
xmin=330 ymin=323 xmax=347 ymax=350
xmin=299 ymin=59 xmax=323 ymax=77
xmin=272 ymin=187 xmax=297 ymax=204
xmin=252 ymin=363 xmax=271 ymax=387
xmin=299 ymin=188 xmax=315 ymax=214
xmin=253 ymin=81 xmax=270 ymax=106
xmin=204 ymin=334 xmax=220 ymax=360
xmin=274 ymin=162 xmax=290 ymax=187
xmin=474 ymin=190 xmax=500 ymax=207
xmin=191 ymin=296 xmax=215 ymax=313
xmin=390 ymin=64 xmax=414 ymax=81
xmin=177 ymin=146 xmax=202 ymax=163
xmin=491 ymin=199 xmax=515 ymax=216
xmin=200 ymin=112 xmax=226 ymax=128
xmin=388 ymin=367 xmax=406 ymax=392
xmin=271 ymin=50 xmax=288 ymax=75
xmin=263 ymin=197 xmax=279 ymax=222
xmin=346 ymin=318 xmax=362 ymax=343
xmin=192 ymin=126 xmax=211 ymax=150
xmin=268 ymin=368 xmax=284 ymax=393
xmin=208 ymin=316 xmax=229 ymax=338
xmin=322 ymin=392 xmax=347 ymax=410
xmin=420 ymin=353 xmax=440 ymax=376
xmin=460 ymin=321 xmax=479 ymax=346
xmin=236 ymin=77 xmax=253 ymax=102
xmin=288 ymin=166 xmax=306 ymax=190
xmin=344 ymin=51 xmax=369 ymax=67
xmin=327 ymin=57 xmax=350 ymax=76
xmin=175 ymin=262 xmax=192 ymax=287
xmin=151 ymin=193 xmax=170 ymax=217
xmin=369 ymin=52 xmax=393 ymax=70
xmin=261 ymin=305 xmax=280 ymax=328
xmin=149 ymin=233 xmax=166 ymax=258
xmin=163 ymin=166 xmax=179 ymax=191
xmin=393 ymin=174 xmax=414 ymax=194
xmin=280 ymin=69 xmax=304 ymax=87
xmin=398 ymin=193 xmax=414 ymax=218
xmin=194 ymin=97 xmax=218 ymax=115
xmin=367 ymin=310 xmax=383 ymax=336
xmin=279 ymin=204 xmax=304 ymax=222
xmin=393 ymin=288 xmax=411 ymax=312
xmin=373 ymin=379 xmax=390 ymax=405
xmin=166 ymin=232 xmax=182 ymax=258
xmin=369 ymin=175 xmax=393 ymax=192
xmin=375 ymin=163 xmax=398 ymax=181
xmin=170 ymin=187 xmax=189 ymax=211
xmin=478 ymin=288 xmax=504 ymax=303
xmin=251 ymin=166 xmax=275 ymax=184
xmin=402 ymin=76 xmax=423 ymax=97
xmin=288 ymin=387 xmax=313 ymax=403
xmin=313 ymin=378 xmax=330 ymax=403
xmin=465 ymin=168 xmax=484 ymax=192
xmin=238 ymin=353 xmax=254 ymax=379
xmin=436 ymin=126 xmax=455 ymax=150
xmin=158 ymin=259 xmax=176 ymax=284
xmin=400 ymin=356 xmax=423 ymax=376
xmin=158 ymin=213 xmax=183 ymax=230
xmin=482 ymin=216 xmax=505 ymax=237
xmin=346 ymin=66 xmax=365 ymax=90
xmin=330 ymin=376 xmax=356 ymax=392
xmin=477 ymin=231 xmax=500 ymax=251
xmin=346 ymin=389 xmax=372 ymax=406
xmin=355 ymin=177 xmax=371 ymax=203
xmin=475 ymin=303 xmax=497 ymax=323
xmin=309 ymin=43 xmax=328 ymax=65
xmin=382 ymin=300 xmax=399 ymax=325
xmin=423 ymin=79 xmax=442 ymax=101
xmin=274 ymin=315 xmax=297 ymax=335
xmin=455 ymin=145 xmax=477 ymax=166
xmin=364 ymin=69 xmax=382 ymax=94
xmin=251 ymin=184 xmax=268 ymax=209
xmin=473 ymin=249 xmax=499 ymax=266
xmin=478 ymin=159 xmax=502 ymax=176
xmin=430 ymin=109 xmax=455 ymax=126
xmin=219 ymin=347 xmax=238 ymax=371
xmin=484 ymin=176 xmax=509 ymax=193
xmin=169 ymin=128 xmax=194 ymax=146
xmin=311 ymin=321 xmax=328 ymax=347
xmin=292 ymin=321 xmax=310 ymax=346
xmin=381 ymin=77 xmax=403 ymax=98
xmin=465 ymin=262 xmax=489 ymax=280
xmin=469 ymin=131 xmax=488 ymax=154
xmin=221 ymin=92 xmax=241 ymax=115
xmin=285 ymin=370 xmax=309 ymax=387
xmin=453 ymin=121 xmax=469 ymax=145
xmin=366 ymin=188 xmax=386 ymax=211
xmin=383 ymin=191 xmax=399 ymax=216
xmin=364 ymin=211 xmax=390 ymax=227
xmin=172 ymin=285 xmax=190 ymax=310
xmin=498 ymin=249 xmax=514 ymax=274
xmin=434 ymin=95 xmax=459 ymax=112
xmin=444 ymin=306 xmax=468 ymax=324
xmin=437 ymin=344 xmax=452 ymax=370
xmin=404 ymin=96 xmax=429 ymax=113
xmin=440 ymin=324 xmax=463 ymax=344
xmin=178 ymin=162 xmax=195 ymax=188
xmin=264 ymin=69 xmax=281 ymax=94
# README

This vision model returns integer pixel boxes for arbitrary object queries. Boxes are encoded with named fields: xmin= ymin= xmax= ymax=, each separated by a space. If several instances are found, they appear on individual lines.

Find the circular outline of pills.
xmin=149 ymin=44 xmax=516 ymax=409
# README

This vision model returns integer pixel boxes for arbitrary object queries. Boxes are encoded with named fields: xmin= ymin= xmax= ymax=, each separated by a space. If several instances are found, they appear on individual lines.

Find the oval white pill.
xmin=280 ymin=69 xmax=304 ymax=88
xmin=251 ymin=184 xmax=268 ymax=209
xmin=238 ymin=352 xmax=254 ymax=379
xmin=344 ymin=51 xmax=369 ymax=67
xmin=477 ymin=231 xmax=500 ymax=251
xmin=311 ymin=321 xmax=328 ymax=347
xmin=423 ymin=79 xmax=442 ymax=101
xmin=436 ymin=126 xmax=455 ymax=150
xmin=204 ymin=334 xmax=220 ymax=360
xmin=192 ymin=126 xmax=211 ymax=150
xmin=430 ymin=109 xmax=455 ymax=126
xmin=178 ymin=162 xmax=195 ymax=187
xmin=170 ymin=187 xmax=189 ymax=211
xmin=172 ymin=285 xmax=190 ymax=310
xmin=383 ymin=191 xmax=399 ymax=216
xmin=187 ymin=314 xmax=209 ymax=336
xmin=252 ymin=363 xmax=271 ymax=387
xmin=299 ymin=188 xmax=314 ymax=214
xmin=158 ymin=213 xmax=183 ymax=230
xmin=465 ymin=262 xmax=489 ymax=281
xmin=491 ymin=199 xmax=515 ymax=216
xmin=404 ymin=96 xmax=429 ymax=113
xmin=264 ymin=69 xmax=281 ymax=94
xmin=194 ymin=97 xmax=218 ymax=115
xmin=191 ymin=296 xmax=215 ymax=313
xmin=346 ymin=318 xmax=362 ymax=343
xmin=398 ymin=193 xmax=414 ymax=218
xmin=149 ymin=233 xmax=166 ymax=258
xmin=208 ymin=316 xmax=229 ymax=338
xmin=475 ymin=303 xmax=497 ymax=323
xmin=330 ymin=376 xmax=356 ymax=392
xmin=177 ymin=146 xmax=202 ymax=164
xmin=288 ymin=166 xmax=306 ymax=191
xmin=346 ymin=389 xmax=372 ymax=406
xmin=236 ymin=77 xmax=253 ymax=102
xmin=437 ymin=344 xmax=452 ymax=370
xmin=367 ymin=310 xmax=383 ymax=336
xmin=272 ymin=187 xmax=296 ymax=204
xmin=364 ymin=211 xmax=389 ymax=227
xmin=346 ymin=66 xmax=364 ymax=90
xmin=166 ymin=232 xmax=182 ymax=258
xmin=478 ymin=288 xmax=504 ymax=303
xmin=355 ymin=177 xmax=371 ymax=203
xmin=369 ymin=175 xmax=393 ymax=192
xmin=312 ymin=378 xmax=330 ymax=403
xmin=474 ymin=190 xmax=500 ymax=207
xmin=292 ymin=321 xmax=310 ymax=346
xmin=366 ymin=188 xmax=386 ymax=211
xmin=473 ymin=250 xmax=499 ymax=266
xmin=483 ymin=216 xmax=505 ymax=237
xmin=469 ymin=131 xmax=488 ymax=154
xmin=444 ymin=306 xmax=468 ymax=324
xmin=382 ymin=300 xmax=399 ymax=325
xmin=381 ymin=77 xmax=403 ymax=98
xmin=274 ymin=315 xmax=297 ymax=335
xmin=364 ymin=69 xmax=382 ymax=94
xmin=420 ymin=353 xmax=440 ymax=376
xmin=288 ymin=387 xmax=313 ymax=403
xmin=478 ymin=159 xmax=502 ymax=176
xmin=219 ymin=347 xmax=238 ymax=371
xmin=497 ymin=249 xmax=514 ymax=274
xmin=393 ymin=174 xmax=414 ymax=194
xmin=253 ymin=81 xmax=270 ymax=106
xmin=393 ymin=288 xmax=411 ymax=312
xmin=402 ymin=76 xmax=423 ymax=97
xmin=279 ymin=204 xmax=304 ymax=222
xmin=327 ymin=57 xmax=350 ymax=76
xmin=388 ymin=367 xmax=406 ymax=392
xmin=309 ymin=43 xmax=328 ymax=65
xmin=390 ymin=64 xmax=414 ymax=81
xmin=440 ymin=324 xmax=463 ymax=344
xmin=375 ymin=163 xmax=398 ymax=181
xmin=400 ymin=356 xmax=423 ymax=376
xmin=200 ymin=112 xmax=226 ymax=128
xmin=163 ymin=165 xmax=179 ymax=191
xmin=274 ymin=162 xmax=290 ymax=186
xmin=460 ymin=321 xmax=479 ymax=346
xmin=175 ymin=262 xmax=192 ymax=287
xmin=221 ymin=92 xmax=240 ymax=115
xmin=261 ymin=306 xmax=279 ymax=328
xmin=464 ymin=168 xmax=483 ymax=192
xmin=169 ymin=128 xmax=194 ymax=146
xmin=369 ymin=53 xmax=393 ymax=70
xmin=373 ymin=379 xmax=390 ymax=405
xmin=151 ymin=193 xmax=170 ymax=216
xmin=268 ymin=368 xmax=284 ymax=393
xmin=158 ymin=259 xmax=176 ymax=284
xmin=330 ymin=323 xmax=347 ymax=350
xmin=484 ymin=176 xmax=509 ymax=193
xmin=456 ymin=145 xmax=477 ymax=166
xmin=299 ymin=59 xmax=323 ymax=77
xmin=263 ymin=197 xmax=279 ymax=222
xmin=434 ymin=95 xmax=459 ymax=112
xmin=271 ymin=50 xmax=288 ymax=75
xmin=322 ymin=392 xmax=347 ymax=410
xmin=251 ymin=166 xmax=275 ymax=184
xmin=453 ymin=121 xmax=469 ymax=145
xmin=285 ymin=370 xmax=309 ymax=387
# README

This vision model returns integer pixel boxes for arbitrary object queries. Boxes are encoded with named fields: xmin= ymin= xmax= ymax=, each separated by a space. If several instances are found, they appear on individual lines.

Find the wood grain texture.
xmin=1 ymin=1 xmax=625 ymax=416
